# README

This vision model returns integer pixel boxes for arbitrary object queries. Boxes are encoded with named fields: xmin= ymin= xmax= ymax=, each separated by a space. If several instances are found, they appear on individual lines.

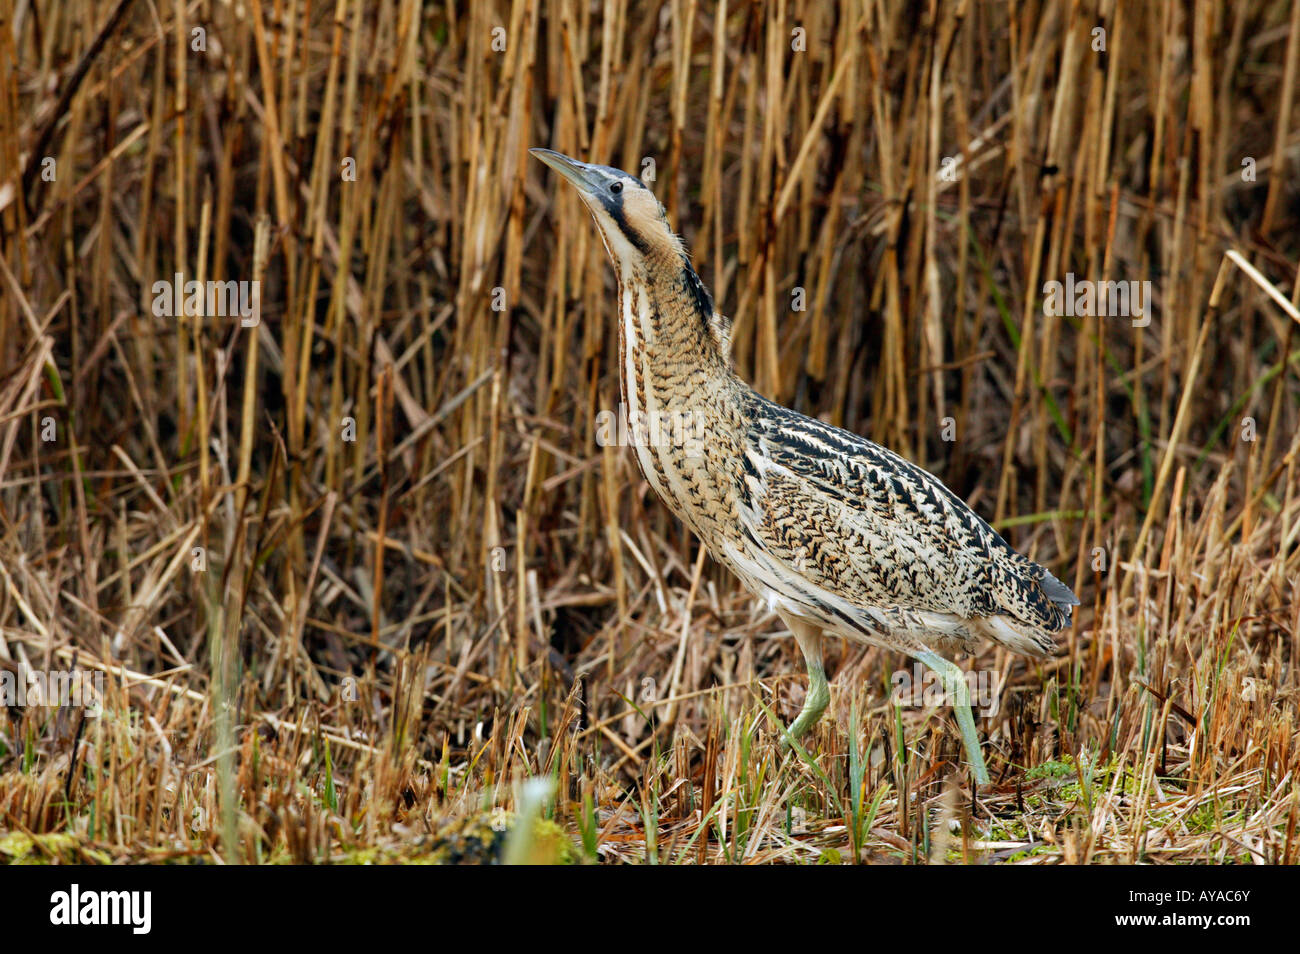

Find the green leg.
xmin=781 ymin=617 xmax=829 ymax=746
xmin=916 ymin=651 xmax=990 ymax=786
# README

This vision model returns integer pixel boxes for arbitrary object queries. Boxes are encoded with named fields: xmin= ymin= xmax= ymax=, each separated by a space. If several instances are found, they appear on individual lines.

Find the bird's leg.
xmin=915 ymin=652 xmax=991 ymax=786
xmin=779 ymin=615 xmax=828 ymax=746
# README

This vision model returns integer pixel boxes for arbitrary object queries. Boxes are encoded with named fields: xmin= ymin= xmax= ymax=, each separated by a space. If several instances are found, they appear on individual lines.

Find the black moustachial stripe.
xmin=603 ymin=195 xmax=650 ymax=253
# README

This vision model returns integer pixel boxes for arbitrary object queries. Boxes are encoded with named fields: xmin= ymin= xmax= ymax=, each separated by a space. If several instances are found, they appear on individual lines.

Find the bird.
xmin=530 ymin=147 xmax=1078 ymax=785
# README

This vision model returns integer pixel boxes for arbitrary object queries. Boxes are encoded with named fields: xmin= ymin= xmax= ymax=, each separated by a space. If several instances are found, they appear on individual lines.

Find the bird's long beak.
xmin=529 ymin=147 xmax=605 ymax=196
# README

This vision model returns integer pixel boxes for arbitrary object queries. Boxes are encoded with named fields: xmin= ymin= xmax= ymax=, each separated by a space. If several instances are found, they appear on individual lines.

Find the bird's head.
xmin=530 ymin=147 xmax=728 ymax=359
xmin=529 ymin=148 xmax=683 ymax=267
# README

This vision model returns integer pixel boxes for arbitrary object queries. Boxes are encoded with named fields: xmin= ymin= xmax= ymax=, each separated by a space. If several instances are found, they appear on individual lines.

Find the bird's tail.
xmin=973 ymin=563 xmax=1078 ymax=657
xmin=1037 ymin=566 xmax=1080 ymax=615
xmin=974 ymin=614 xmax=1060 ymax=658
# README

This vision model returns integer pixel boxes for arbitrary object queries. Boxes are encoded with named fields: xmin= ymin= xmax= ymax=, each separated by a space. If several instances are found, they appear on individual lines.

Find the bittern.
xmin=531 ymin=148 xmax=1077 ymax=785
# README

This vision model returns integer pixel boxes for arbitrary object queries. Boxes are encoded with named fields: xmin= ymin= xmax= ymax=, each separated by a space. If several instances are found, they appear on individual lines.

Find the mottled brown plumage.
xmin=531 ymin=147 xmax=1077 ymax=782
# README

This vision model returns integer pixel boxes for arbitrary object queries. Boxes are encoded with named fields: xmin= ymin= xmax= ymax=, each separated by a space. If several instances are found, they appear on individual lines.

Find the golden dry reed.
xmin=0 ymin=0 xmax=1297 ymax=864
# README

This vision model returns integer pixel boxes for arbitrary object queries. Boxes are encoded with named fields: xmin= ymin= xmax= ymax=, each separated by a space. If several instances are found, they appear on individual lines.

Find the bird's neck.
xmin=612 ymin=252 xmax=743 ymax=536
xmin=614 ymin=253 xmax=730 ymax=397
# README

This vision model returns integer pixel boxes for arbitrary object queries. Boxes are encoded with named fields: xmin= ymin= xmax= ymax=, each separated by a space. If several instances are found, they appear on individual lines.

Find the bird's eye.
xmin=610 ymin=181 xmax=623 ymax=194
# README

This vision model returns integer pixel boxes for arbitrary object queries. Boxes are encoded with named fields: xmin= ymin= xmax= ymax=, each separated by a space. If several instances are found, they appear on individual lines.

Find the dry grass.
xmin=0 ymin=0 xmax=1298 ymax=864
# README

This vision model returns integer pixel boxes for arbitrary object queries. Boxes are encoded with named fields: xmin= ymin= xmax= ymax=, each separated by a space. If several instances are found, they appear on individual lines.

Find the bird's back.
xmin=720 ymin=386 xmax=1077 ymax=658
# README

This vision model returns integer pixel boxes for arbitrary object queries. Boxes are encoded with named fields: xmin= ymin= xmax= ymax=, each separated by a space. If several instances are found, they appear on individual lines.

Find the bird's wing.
xmin=737 ymin=393 xmax=1076 ymax=634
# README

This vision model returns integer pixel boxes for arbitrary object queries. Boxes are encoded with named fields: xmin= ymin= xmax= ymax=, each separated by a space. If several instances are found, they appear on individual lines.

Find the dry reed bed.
xmin=0 ymin=0 xmax=1297 ymax=863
